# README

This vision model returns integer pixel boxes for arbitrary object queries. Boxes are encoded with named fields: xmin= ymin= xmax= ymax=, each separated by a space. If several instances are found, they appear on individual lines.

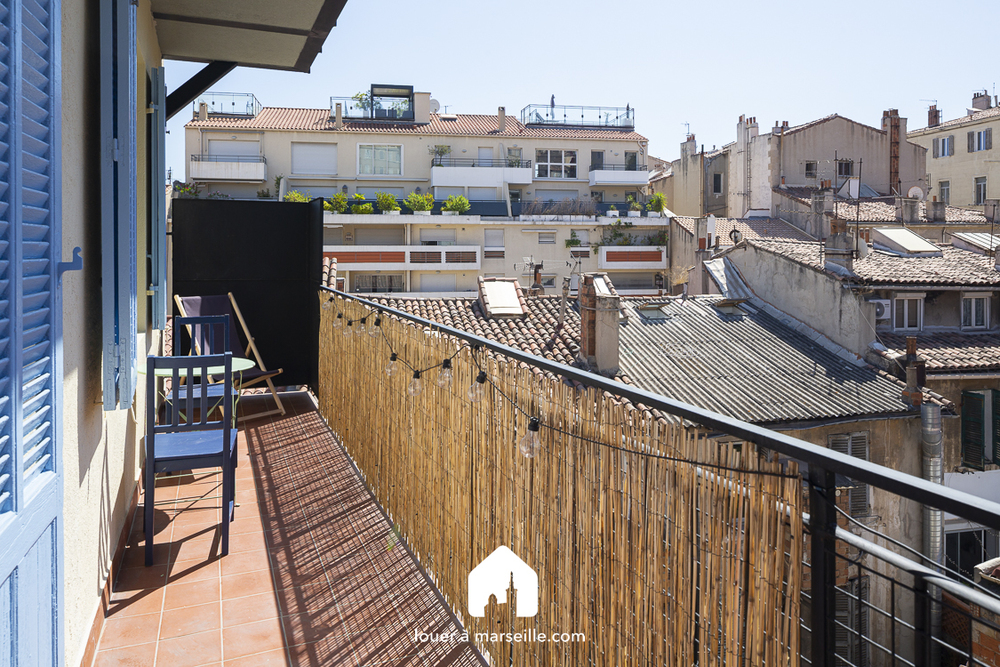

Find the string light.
xmin=333 ymin=312 xmax=343 ymax=329
xmin=385 ymin=352 xmax=399 ymax=377
xmin=436 ymin=358 xmax=453 ymax=388
xmin=518 ymin=417 xmax=541 ymax=458
xmin=322 ymin=297 xmax=334 ymax=310
xmin=357 ymin=319 xmax=366 ymax=335
xmin=343 ymin=320 xmax=353 ymax=337
xmin=369 ymin=315 xmax=381 ymax=337
xmin=468 ymin=371 xmax=487 ymax=403
xmin=408 ymin=370 xmax=423 ymax=397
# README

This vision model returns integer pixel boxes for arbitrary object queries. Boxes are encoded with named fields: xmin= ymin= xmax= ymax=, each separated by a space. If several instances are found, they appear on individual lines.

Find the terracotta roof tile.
xmin=772 ymin=187 xmax=987 ymax=224
xmin=187 ymin=108 xmax=648 ymax=141
xmin=877 ymin=331 xmax=1000 ymax=372
xmin=672 ymin=216 xmax=814 ymax=242
xmin=910 ymin=105 xmax=1000 ymax=133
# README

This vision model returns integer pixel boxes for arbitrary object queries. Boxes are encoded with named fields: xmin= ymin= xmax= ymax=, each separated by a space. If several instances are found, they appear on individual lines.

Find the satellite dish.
xmin=429 ymin=98 xmax=441 ymax=113
xmin=907 ymin=186 xmax=924 ymax=200
xmin=729 ymin=228 xmax=743 ymax=244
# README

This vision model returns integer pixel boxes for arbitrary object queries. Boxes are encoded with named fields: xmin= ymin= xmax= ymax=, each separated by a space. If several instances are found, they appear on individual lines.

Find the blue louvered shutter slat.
xmin=150 ymin=66 xmax=166 ymax=330
xmin=119 ymin=0 xmax=136 ymax=406
xmin=19 ymin=0 xmax=54 ymax=487
xmin=0 ymin=0 xmax=12 ymax=514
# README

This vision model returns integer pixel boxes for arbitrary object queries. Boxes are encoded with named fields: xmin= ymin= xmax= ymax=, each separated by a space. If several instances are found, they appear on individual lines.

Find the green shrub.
xmin=174 ymin=182 xmax=200 ymax=199
xmin=284 ymin=190 xmax=309 ymax=203
xmin=350 ymin=193 xmax=373 ymax=214
xmin=403 ymin=191 xmax=434 ymax=212
xmin=646 ymin=192 xmax=668 ymax=213
xmin=441 ymin=195 xmax=470 ymax=213
xmin=325 ymin=192 xmax=348 ymax=213
xmin=375 ymin=191 xmax=401 ymax=212
xmin=627 ymin=195 xmax=642 ymax=212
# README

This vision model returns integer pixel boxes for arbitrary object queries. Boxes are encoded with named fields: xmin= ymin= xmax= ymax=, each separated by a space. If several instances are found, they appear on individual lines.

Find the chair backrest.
xmin=146 ymin=352 xmax=233 ymax=434
xmin=174 ymin=315 xmax=230 ymax=356
xmin=175 ymin=295 xmax=247 ymax=360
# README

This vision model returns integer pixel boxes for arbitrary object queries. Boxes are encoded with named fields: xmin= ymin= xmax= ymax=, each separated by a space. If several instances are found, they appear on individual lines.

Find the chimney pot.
xmin=928 ymin=104 xmax=941 ymax=128
xmin=334 ymin=102 xmax=344 ymax=129
xmin=198 ymin=102 xmax=208 ymax=121
xmin=973 ymin=91 xmax=992 ymax=112
xmin=498 ymin=106 xmax=506 ymax=133
xmin=578 ymin=273 xmax=620 ymax=375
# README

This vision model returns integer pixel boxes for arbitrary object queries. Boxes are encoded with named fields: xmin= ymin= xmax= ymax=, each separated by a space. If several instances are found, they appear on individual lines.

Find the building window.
xmin=835 ymin=576 xmax=870 ymax=667
xmin=970 ymin=128 xmax=993 ymax=152
xmin=837 ymin=160 xmax=853 ymax=177
xmin=828 ymin=432 xmax=870 ymax=517
xmin=590 ymin=191 xmax=604 ymax=203
xmin=962 ymin=390 xmax=998 ymax=469
xmin=540 ymin=274 xmax=557 ymax=288
xmin=933 ymin=135 xmax=954 ymax=158
xmin=509 ymin=189 xmax=522 ymax=203
xmin=353 ymin=273 xmax=404 ymax=293
xmin=975 ymin=176 xmax=988 ymax=205
xmin=946 ymin=530 xmax=999 ymax=580
xmin=624 ymin=151 xmax=638 ymax=171
xmin=893 ymin=295 xmax=923 ymax=331
xmin=939 ymin=181 xmax=950 ymax=205
xmin=805 ymin=161 xmax=817 ymax=179
xmin=962 ymin=294 xmax=990 ymax=329
xmin=713 ymin=173 xmax=723 ymax=194
xmin=358 ymin=144 xmax=402 ymax=176
xmin=484 ymin=229 xmax=505 ymax=259
xmin=535 ymin=149 xmax=577 ymax=179
xmin=506 ymin=147 xmax=524 ymax=167
xmin=538 ymin=232 xmax=556 ymax=244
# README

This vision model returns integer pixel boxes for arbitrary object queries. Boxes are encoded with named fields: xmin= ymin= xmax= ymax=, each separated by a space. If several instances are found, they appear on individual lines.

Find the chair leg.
xmin=221 ymin=454 xmax=232 ymax=557
xmin=144 ymin=462 xmax=156 ymax=567
xmin=264 ymin=377 xmax=286 ymax=415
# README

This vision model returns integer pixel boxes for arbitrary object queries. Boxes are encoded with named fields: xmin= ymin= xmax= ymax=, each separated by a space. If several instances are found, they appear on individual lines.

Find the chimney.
xmin=902 ymin=336 xmax=925 ymax=406
xmin=498 ymin=106 xmax=506 ymax=133
xmin=883 ymin=109 xmax=901 ymax=196
xmin=696 ymin=217 xmax=708 ymax=250
xmin=812 ymin=190 xmax=834 ymax=240
xmin=557 ymin=277 xmax=570 ymax=330
xmin=413 ymin=91 xmax=431 ymax=123
xmin=579 ymin=273 xmax=620 ymax=376
xmin=928 ymin=104 xmax=941 ymax=128
xmin=531 ymin=263 xmax=545 ymax=295
xmin=749 ymin=116 xmax=759 ymax=139
xmin=681 ymin=134 xmax=697 ymax=159
xmin=198 ymin=102 xmax=208 ymax=121
xmin=334 ymin=102 xmax=344 ymax=130
xmin=927 ymin=197 xmax=946 ymax=222
xmin=973 ymin=91 xmax=992 ymax=112
xmin=896 ymin=197 xmax=920 ymax=225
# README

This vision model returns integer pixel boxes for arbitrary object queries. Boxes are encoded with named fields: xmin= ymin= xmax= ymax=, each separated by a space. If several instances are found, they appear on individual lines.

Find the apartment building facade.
xmin=909 ymin=92 xmax=1000 ymax=211
xmin=184 ymin=87 xmax=668 ymax=295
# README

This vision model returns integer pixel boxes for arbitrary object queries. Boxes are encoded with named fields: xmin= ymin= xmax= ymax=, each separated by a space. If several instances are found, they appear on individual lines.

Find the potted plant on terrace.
xmin=376 ymin=191 xmax=401 ymax=215
xmin=325 ymin=192 xmax=348 ymax=214
xmin=565 ymin=230 xmax=582 ymax=248
xmin=428 ymin=144 xmax=452 ymax=166
xmin=404 ymin=191 xmax=434 ymax=215
xmin=627 ymin=196 xmax=642 ymax=217
xmin=441 ymin=195 xmax=470 ymax=216
xmin=284 ymin=190 xmax=309 ymax=202
xmin=646 ymin=192 xmax=667 ymax=218
xmin=350 ymin=193 xmax=373 ymax=214
xmin=606 ymin=203 xmax=619 ymax=218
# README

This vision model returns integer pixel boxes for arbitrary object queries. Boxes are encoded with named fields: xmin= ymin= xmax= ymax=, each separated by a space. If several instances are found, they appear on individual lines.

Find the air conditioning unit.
xmin=870 ymin=299 xmax=891 ymax=320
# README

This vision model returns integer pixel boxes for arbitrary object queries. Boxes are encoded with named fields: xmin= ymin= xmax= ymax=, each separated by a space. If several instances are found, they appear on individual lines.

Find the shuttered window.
xmin=969 ymin=129 xmax=993 ymax=153
xmin=933 ymin=136 xmax=955 ymax=158
xmin=100 ymin=0 xmax=137 ymax=410
xmin=962 ymin=390 xmax=988 ymax=469
xmin=829 ymin=432 xmax=870 ymax=517
xmin=149 ymin=67 xmax=166 ymax=330
xmin=291 ymin=142 xmax=337 ymax=175
xmin=835 ymin=576 xmax=870 ymax=667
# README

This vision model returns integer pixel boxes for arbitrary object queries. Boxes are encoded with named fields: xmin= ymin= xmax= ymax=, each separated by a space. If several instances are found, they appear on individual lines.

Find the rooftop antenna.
xmin=682 ymin=121 xmax=690 ymax=135
xmin=919 ymin=99 xmax=937 ymax=107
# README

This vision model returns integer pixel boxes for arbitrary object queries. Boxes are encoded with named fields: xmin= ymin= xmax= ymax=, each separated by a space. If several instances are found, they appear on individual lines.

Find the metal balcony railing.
xmin=190 ymin=154 xmax=266 ymax=163
xmin=520 ymin=103 xmax=635 ymax=128
xmin=319 ymin=287 xmax=1000 ymax=667
xmin=329 ymin=96 xmax=414 ymax=121
xmin=191 ymin=92 xmax=262 ymax=117
xmin=589 ymin=162 xmax=648 ymax=171
xmin=430 ymin=157 xmax=532 ymax=169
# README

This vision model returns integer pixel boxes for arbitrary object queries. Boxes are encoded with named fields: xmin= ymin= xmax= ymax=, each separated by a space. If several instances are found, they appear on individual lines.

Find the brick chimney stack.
xmin=928 ymin=104 xmax=941 ymax=128
xmin=579 ymin=273 xmax=620 ymax=376
xmin=498 ymin=106 xmax=506 ymax=133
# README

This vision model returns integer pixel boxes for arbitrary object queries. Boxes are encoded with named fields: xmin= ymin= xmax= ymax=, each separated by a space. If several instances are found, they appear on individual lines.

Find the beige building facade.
xmin=909 ymin=93 xmax=1000 ymax=211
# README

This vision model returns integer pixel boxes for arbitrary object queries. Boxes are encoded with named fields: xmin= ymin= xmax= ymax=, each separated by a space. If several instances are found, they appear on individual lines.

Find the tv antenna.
xmin=682 ymin=121 xmax=690 ymax=135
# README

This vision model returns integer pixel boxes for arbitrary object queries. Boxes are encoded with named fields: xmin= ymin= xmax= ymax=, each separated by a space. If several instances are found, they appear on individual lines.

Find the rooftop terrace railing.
xmin=431 ymin=157 xmax=532 ymax=169
xmin=317 ymin=287 xmax=1000 ymax=667
xmin=520 ymin=103 xmax=635 ymax=128
xmin=329 ymin=96 xmax=415 ymax=121
xmin=191 ymin=92 xmax=262 ymax=117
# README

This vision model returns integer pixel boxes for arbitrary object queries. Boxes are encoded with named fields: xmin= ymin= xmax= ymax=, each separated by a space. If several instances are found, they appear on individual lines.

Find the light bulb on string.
xmin=343 ymin=320 xmax=353 ymax=337
xmin=385 ymin=352 xmax=399 ymax=377
xmin=369 ymin=315 xmax=381 ymax=337
xmin=333 ymin=312 xmax=343 ymax=329
xmin=468 ymin=371 xmax=487 ymax=403
xmin=436 ymin=358 xmax=453 ymax=388
xmin=322 ymin=297 xmax=334 ymax=310
xmin=518 ymin=417 xmax=542 ymax=458
xmin=357 ymin=319 xmax=366 ymax=335
xmin=408 ymin=370 xmax=423 ymax=397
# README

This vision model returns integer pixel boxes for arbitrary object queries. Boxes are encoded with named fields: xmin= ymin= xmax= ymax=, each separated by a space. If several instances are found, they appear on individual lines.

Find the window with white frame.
xmin=484 ymin=229 xmax=505 ymax=259
xmin=805 ymin=161 xmax=817 ymax=179
xmin=970 ymin=128 xmax=993 ymax=152
xmin=535 ymin=149 xmax=577 ymax=179
xmin=893 ymin=294 xmax=924 ymax=331
xmin=541 ymin=274 xmax=557 ymax=288
xmin=976 ymin=176 xmax=988 ymax=205
xmin=837 ymin=160 xmax=853 ymax=177
xmin=933 ymin=135 xmax=955 ymax=158
xmin=358 ymin=144 xmax=402 ymax=176
xmin=538 ymin=232 xmax=556 ymax=244
xmin=939 ymin=180 xmax=950 ymax=205
xmin=962 ymin=293 xmax=990 ymax=329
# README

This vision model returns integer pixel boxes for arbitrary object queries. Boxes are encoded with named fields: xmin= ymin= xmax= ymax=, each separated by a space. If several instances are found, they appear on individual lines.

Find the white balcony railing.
xmin=589 ymin=167 xmax=650 ymax=187
xmin=597 ymin=245 xmax=666 ymax=270
xmin=189 ymin=155 xmax=267 ymax=182
xmin=323 ymin=245 xmax=481 ymax=271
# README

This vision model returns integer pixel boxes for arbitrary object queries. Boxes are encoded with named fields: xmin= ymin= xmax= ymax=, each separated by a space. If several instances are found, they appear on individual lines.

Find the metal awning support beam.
xmin=165 ymin=61 xmax=237 ymax=121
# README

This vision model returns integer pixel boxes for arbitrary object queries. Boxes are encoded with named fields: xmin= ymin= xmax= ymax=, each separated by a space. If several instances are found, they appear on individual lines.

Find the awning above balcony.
xmin=152 ymin=0 xmax=348 ymax=72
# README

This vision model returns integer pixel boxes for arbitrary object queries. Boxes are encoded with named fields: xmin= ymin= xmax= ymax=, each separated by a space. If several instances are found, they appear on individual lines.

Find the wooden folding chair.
xmin=175 ymin=293 xmax=286 ymax=419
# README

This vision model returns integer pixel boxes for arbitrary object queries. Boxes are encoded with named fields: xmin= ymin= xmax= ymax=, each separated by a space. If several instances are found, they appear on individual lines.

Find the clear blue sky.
xmin=165 ymin=0 xmax=999 ymax=181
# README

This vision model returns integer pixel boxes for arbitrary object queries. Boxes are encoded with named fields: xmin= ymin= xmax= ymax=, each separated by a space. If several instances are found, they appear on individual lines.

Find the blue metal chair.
xmin=145 ymin=352 xmax=237 ymax=566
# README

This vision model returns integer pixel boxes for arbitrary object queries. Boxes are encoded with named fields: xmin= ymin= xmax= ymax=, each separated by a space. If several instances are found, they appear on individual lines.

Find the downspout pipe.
xmin=921 ymin=402 xmax=943 ymax=664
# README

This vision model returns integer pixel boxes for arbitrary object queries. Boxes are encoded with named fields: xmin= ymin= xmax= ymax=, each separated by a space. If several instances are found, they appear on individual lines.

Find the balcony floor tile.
xmin=92 ymin=391 xmax=484 ymax=666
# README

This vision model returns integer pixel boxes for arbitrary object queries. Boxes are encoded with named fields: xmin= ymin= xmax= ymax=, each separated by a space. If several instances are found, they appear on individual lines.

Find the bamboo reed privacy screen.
xmin=317 ymin=293 xmax=803 ymax=666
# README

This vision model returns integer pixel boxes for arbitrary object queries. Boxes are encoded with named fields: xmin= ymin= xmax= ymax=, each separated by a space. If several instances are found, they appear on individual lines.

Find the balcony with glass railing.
xmin=520 ymin=103 xmax=635 ymax=128
xmin=191 ymin=92 xmax=262 ymax=117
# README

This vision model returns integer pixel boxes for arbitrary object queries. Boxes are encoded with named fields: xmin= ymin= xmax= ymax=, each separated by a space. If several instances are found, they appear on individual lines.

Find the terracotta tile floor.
xmin=94 ymin=392 xmax=486 ymax=667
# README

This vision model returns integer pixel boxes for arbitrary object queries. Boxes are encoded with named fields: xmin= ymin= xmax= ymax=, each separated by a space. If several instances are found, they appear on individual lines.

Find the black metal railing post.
xmin=809 ymin=465 xmax=837 ymax=667
xmin=914 ymin=573 xmax=929 ymax=667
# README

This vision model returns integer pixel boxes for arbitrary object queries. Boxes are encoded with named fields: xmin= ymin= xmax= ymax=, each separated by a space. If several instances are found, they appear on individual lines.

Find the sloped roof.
xmin=187 ymin=107 xmax=648 ymax=141
xmin=673 ymin=216 xmax=815 ymax=243
xmin=773 ymin=187 xmax=988 ymax=224
xmin=742 ymin=239 xmax=1000 ymax=287
xmin=910 ymin=105 xmax=1000 ymax=134
xmin=876 ymin=331 xmax=1000 ymax=373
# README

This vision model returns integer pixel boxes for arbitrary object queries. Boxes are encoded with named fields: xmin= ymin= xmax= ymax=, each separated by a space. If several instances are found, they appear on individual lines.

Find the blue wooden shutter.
xmin=100 ymin=0 xmax=137 ymax=410
xmin=149 ymin=67 xmax=166 ymax=330
xmin=0 ymin=0 xmax=14 ymax=517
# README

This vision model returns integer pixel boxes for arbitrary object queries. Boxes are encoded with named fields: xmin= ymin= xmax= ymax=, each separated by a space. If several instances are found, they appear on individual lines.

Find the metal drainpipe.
xmin=921 ymin=402 xmax=943 ymax=664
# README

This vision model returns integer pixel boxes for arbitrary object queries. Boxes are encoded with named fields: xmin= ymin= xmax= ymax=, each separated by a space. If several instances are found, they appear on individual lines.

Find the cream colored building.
xmin=184 ymin=90 xmax=669 ymax=295
xmin=908 ymin=93 xmax=1000 ymax=211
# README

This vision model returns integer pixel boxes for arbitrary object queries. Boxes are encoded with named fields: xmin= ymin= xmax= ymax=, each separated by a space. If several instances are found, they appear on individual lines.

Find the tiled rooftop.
xmin=742 ymin=238 xmax=1000 ymax=286
xmin=93 ymin=392 xmax=484 ymax=666
xmin=876 ymin=331 xmax=1000 ymax=373
xmin=673 ymin=216 xmax=815 ymax=243
xmin=909 ymin=105 xmax=1000 ymax=133
xmin=773 ymin=187 xmax=988 ymax=224
xmin=186 ymin=108 xmax=648 ymax=141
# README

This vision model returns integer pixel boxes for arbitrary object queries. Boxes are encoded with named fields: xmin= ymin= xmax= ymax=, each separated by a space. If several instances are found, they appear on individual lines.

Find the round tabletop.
xmin=140 ymin=357 xmax=256 ymax=376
